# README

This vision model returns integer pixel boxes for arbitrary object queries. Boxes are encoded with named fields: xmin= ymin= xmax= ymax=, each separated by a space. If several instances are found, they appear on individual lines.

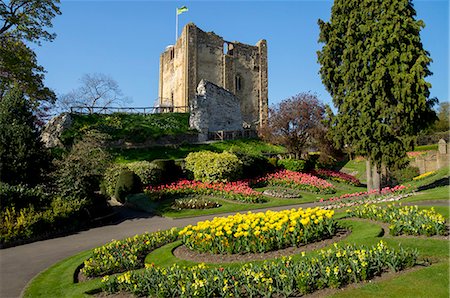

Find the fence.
xmin=69 ymin=106 xmax=190 ymax=115
xmin=207 ymin=129 xmax=258 ymax=141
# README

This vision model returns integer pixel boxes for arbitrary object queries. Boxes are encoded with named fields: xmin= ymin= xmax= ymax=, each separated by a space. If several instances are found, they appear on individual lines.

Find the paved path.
xmin=0 ymin=202 xmax=320 ymax=298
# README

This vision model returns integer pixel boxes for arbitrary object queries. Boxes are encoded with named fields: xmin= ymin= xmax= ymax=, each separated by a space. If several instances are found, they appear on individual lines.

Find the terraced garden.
xmin=23 ymin=168 xmax=449 ymax=297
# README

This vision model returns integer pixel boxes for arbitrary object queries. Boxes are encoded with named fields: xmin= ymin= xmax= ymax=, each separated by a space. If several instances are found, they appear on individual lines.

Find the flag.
xmin=177 ymin=6 xmax=188 ymax=15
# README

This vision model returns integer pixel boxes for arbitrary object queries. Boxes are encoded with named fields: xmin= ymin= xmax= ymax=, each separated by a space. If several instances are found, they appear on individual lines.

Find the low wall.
xmin=410 ymin=139 xmax=449 ymax=174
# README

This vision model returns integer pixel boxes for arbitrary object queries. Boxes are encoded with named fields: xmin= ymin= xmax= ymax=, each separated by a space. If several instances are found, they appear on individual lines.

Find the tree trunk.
xmin=366 ymin=157 xmax=373 ymax=192
xmin=372 ymin=163 xmax=381 ymax=191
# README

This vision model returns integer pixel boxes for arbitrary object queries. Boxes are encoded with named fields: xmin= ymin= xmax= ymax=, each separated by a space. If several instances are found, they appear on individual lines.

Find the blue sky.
xmin=33 ymin=0 xmax=449 ymax=109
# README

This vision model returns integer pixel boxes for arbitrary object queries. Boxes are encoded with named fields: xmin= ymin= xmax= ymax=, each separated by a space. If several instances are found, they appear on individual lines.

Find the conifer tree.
xmin=318 ymin=0 xmax=437 ymax=190
xmin=0 ymin=87 xmax=48 ymax=185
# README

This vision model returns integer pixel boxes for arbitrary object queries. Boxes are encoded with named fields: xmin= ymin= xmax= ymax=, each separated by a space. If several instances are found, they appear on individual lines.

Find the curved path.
xmin=0 ymin=202 xmax=321 ymax=298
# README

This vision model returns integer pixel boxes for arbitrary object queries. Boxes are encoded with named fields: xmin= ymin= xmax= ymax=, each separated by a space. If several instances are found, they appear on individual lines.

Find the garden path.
xmin=0 ymin=202 xmax=322 ymax=298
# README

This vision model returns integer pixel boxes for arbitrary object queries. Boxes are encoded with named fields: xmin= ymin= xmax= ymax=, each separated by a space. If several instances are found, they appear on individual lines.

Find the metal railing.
xmin=208 ymin=129 xmax=258 ymax=141
xmin=69 ymin=105 xmax=190 ymax=115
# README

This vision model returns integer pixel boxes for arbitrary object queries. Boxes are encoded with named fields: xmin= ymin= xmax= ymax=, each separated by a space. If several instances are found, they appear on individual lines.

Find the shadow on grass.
xmin=417 ymin=177 xmax=450 ymax=192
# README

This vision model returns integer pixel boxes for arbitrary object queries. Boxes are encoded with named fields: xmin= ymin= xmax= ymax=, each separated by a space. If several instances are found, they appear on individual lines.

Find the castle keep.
xmin=158 ymin=23 xmax=268 ymax=128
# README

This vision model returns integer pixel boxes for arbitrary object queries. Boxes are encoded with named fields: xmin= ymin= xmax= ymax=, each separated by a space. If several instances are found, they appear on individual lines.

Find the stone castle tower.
xmin=158 ymin=23 xmax=268 ymax=128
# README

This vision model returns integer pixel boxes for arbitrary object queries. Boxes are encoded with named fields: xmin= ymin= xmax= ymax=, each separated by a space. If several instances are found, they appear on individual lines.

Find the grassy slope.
xmin=112 ymin=139 xmax=286 ymax=163
xmin=61 ymin=113 xmax=192 ymax=145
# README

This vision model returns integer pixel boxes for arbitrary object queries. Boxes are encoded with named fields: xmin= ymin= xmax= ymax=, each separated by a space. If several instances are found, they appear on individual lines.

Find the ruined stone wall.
xmin=158 ymin=23 xmax=268 ymax=126
xmin=190 ymin=80 xmax=243 ymax=141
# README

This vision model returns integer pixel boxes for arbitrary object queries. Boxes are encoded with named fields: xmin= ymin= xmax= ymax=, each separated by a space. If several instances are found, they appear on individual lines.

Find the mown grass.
xmin=127 ymin=181 xmax=365 ymax=218
xmin=112 ymin=139 xmax=286 ymax=163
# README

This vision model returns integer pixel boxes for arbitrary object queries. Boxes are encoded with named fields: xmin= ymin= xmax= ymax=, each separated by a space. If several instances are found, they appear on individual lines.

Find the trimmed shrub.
xmin=127 ymin=161 xmax=163 ymax=186
xmin=278 ymin=158 xmax=307 ymax=172
xmin=114 ymin=170 xmax=140 ymax=203
xmin=234 ymin=152 xmax=274 ymax=178
xmin=150 ymin=159 xmax=183 ymax=183
xmin=185 ymin=151 xmax=243 ymax=182
xmin=102 ymin=164 xmax=129 ymax=197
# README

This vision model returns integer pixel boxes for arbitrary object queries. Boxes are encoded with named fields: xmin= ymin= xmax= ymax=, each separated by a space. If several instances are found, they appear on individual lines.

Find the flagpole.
xmin=175 ymin=8 xmax=178 ymax=41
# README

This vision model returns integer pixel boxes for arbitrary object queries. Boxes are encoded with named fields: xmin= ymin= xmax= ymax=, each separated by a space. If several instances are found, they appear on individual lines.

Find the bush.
xmin=391 ymin=166 xmax=420 ymax=184
xmin=127 ymin=161 xmax=163 ymax=186
xmin=278 ymin=159 xmax=307 ymax=172
xmin=0 ymin=183 xmax=50 ymax=210
xmin=233 ymin=152 xmax=274 ymax=178
xmin=102 ymin=164 xmax=128 ymax=197
xmin=185 ymin=151 xmax=243 ymax=182
xmin=114 ymin=169 xmax=140 ymax=203
xmin=54 ymin=131 xmax=111 ymax=200
xmin=150 ymin=159 xmax=183 ymax=183
xmin=0 ymin=197 xmax=88 ymax=246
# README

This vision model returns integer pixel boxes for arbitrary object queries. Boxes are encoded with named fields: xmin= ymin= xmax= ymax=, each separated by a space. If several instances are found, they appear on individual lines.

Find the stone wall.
xmin=40 ymin=113 xmax=73 ymax=148
xmin=158 ymin=23 xmax=268 ymax=127
xmin=189 ymin=80 xmax=243 ymax=141
xmin=411 ymin=139 xmax=450 ymax=173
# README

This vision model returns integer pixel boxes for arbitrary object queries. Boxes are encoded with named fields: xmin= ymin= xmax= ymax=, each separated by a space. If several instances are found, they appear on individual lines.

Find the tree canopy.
xmin=259 ymin=93 xmax=326 ymax=157
xmin=318 ymin=0 xmax=436 ymax=177
xmin=0 ymin=0 xmax=60 ymax=110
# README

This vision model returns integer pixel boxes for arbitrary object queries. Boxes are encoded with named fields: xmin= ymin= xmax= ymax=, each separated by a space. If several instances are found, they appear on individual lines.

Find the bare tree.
xmin=259 ymin=93 xmax=326 ymax=158
xmin=57 ymin=73 xmax=130 ymax=113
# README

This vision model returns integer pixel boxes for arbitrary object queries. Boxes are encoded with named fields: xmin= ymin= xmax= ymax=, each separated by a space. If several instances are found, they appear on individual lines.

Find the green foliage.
xmin=126 ymin=161 xmax=163 ymax=186
xmin=391 ymin=166 xmax=420 ymax=183
xmin=114 ymin=169 xmax=140 ymax=203
xmin=61 ymin=113 xmax=191 ymax=146
xmin=0 ymin=87 xmax=49 ymax=185
xmin=432 ymin=102 xmax=449 ymax=132
xmin=278 ymin=159 xmax=307 ymax=172
xmin=0 ymin=197 xmax=87 ymax=245
xmin=54 ymin=131 xmax=111 ymax=200
xmin=185 ymin=151 xmax=243 ymax=182
xmin=112 ymin=139 xmax=286 ymax=163
xmin=0 ymin=183 xmax=49 ymax=210
xmin=150 ymin=159 xmax=182 ymax=183
xmin=318 ymin=0 xmax=437 ymax=170
xmin=102 ymin=164 xmax=128 ymax=197
xmin=172 ymin=197 xmax=221 ymax=210
xmin=232 ymin=151 xmax=274 ymax=178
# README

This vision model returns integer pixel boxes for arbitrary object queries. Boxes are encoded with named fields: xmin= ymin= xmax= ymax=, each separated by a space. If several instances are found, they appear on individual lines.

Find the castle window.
xmin=170 ymin=48 xmax=175 ymax=60
xmin=223 ymin=42 xmax=234 ymax=55
xmin=235 ymin=75 xmax=242 ymax=91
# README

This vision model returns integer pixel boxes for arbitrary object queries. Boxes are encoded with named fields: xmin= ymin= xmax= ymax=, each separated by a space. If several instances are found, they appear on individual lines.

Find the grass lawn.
xmin=127 ymin=181 xmax=365 ymax=218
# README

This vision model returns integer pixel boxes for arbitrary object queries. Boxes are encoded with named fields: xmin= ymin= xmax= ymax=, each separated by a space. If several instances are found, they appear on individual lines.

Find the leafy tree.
xmin=0 ymin=87 xmax=49 ymax=186
xmin=432 ymin=102 xmax=449 ymax=132
xmin=0 ymin=0 xmax=60 ymax=110
xmin=0 ymin=36 xmax=56 ymax=108
xmin=0 ymin=0 xmax=61 ymax=43
xmin=57 ymin=73 xmax=131 ymax=114
xmin=54 ymin=130 xmax=111 ymax=200
xmin=259 ymin=93 xmax=326 ymax=158
xmin=318 ymin=0 xmax=437 ymax=190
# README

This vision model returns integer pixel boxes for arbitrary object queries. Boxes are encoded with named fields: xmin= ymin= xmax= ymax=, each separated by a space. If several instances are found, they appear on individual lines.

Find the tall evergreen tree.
xmin=0 ymin=87 xmax=48 ymax=185
xmin=318 ymin=0 xmax=437 ymax=190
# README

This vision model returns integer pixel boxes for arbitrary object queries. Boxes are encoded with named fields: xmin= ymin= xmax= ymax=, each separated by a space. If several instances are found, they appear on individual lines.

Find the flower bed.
xmin=145 ymin=180 xmax=265 ymax=203
xmin=262 ymin=187 xmax=302 ymax=198
xmin=102 ymin=241 xmax=418 ymax=297
xmin=172 ymin=197 xmax=221 ymax=210
xmin=347 ymin=204 xmax=447 ymax=236
xmin=258 ymin=170 xmax=336 ymax=194
xmin=81 ymin=228 xmax=178 ymax=277
xmin=319 ymin=185 xmax=410 ymax=209
xmin=413 ymin=171 xmax=436 ymax=181
xmin=179 ymin=208 xmax=337 ymax=254
xmin=311 ymin=169 xmax=361 ymax=186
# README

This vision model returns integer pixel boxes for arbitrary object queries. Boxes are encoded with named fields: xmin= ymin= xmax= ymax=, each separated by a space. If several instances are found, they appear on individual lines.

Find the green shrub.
xmin=278 ymin=158 xmax=307 ymax=172
xmin=185 ymin=151 xmax=243 ymax=182
xmin=150 ymin=159 xmax=182 ymax=183
xmin=102 ymin=164 xmax=129 ymax=197
xmin=127 ymin=161 xmax=163 ymax=186
xmin=233 ymin=152 xmax=274 ymax=178
xmin=267 ymin=157 xmax=278 ymax=168
xmin=391 ymin=166 xmax=420 ymax=183
xmin=114 ymin=169 xmax=140 ymax=203
xmin=0 ymin=197 xmax=88 ymax=246
xmin=0 ymin=183 xmax=50 ymax=210
xmin=54 ymin=131 xmax=111 ymax=200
